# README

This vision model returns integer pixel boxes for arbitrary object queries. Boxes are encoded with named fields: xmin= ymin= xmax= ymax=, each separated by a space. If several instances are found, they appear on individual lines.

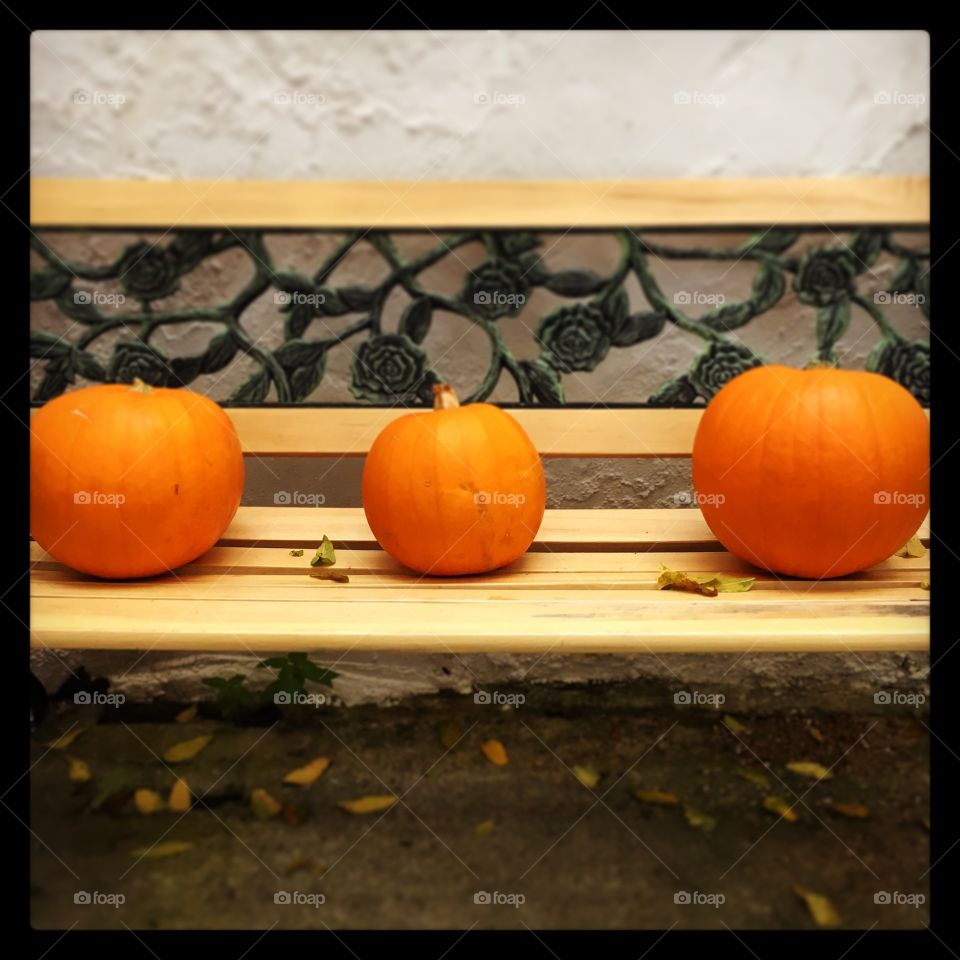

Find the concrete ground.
xmin=30 ymin=685 xmax=929 ymax=930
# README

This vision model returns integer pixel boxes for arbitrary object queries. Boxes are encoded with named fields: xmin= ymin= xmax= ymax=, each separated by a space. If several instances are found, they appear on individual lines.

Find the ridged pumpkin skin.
xmin=362 ymin=387 xmax=546 ymax=575
xmin=31 ymin=383 xmax=244 ymax=579
xmin=692 ymin=365 xmax=928 ymax=579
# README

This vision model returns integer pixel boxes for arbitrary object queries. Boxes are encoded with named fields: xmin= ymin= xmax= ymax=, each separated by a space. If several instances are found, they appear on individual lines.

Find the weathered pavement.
xmin=30 ymin=686 xmax=930 ymax=929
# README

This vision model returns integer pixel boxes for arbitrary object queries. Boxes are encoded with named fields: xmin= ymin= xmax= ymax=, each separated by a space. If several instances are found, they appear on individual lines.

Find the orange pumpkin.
xmin=362 ymin=384 xmax=546 ymax=575
xmin=31 ymin=380 xmax=244 ymax=579
xmin=692 ymin=365 xmax=928 ymax=579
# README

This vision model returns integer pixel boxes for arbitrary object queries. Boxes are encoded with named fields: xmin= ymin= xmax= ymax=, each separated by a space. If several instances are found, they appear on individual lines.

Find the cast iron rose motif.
xmin=688 ymin=341 xmax=763 ymax=400
xmin=117 ymin=243 xmax=180 ymax=301
xmin=536 ymin=303 xmax=611 ymax=373
xmin=794 ymin=247 xmax=857 ymax=307
xmin=350 ymin=334 xmax=434 ymax=403
xmin=868 ymin=338 xmax=929 ymax=404
xmin=109 ymin=340 xmax=173 ymax=387
xmin=463 ymin=259 xmax=530 ymax=320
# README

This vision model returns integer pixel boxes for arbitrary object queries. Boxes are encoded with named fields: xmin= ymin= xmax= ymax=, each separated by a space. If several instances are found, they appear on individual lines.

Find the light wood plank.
xmin=29 ymin=595 xmax=927 ymax=653
xmin=31 ymin=177 xmax=929 ymax=227
xmin=227 ymin=407 xmax=701 ymax=458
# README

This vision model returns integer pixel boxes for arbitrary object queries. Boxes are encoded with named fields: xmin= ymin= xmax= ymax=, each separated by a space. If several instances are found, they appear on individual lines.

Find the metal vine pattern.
xmin=29 ymin=228 xmax=930 ymax=406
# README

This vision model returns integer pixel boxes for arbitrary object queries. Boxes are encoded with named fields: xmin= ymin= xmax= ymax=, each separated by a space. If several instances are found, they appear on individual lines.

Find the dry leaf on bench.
xmin=134 ymin=789 xmax=165 ymax=815
xmin=283 ymin=757 xmax=331 ymax=786
xmin=132 ymin=841 xmax=194 ymax=859
xmin=481 ymin=739 xmax=508 ymax=766
xmin=310 ymin=535 xmax=337 ymax=567
xmin=634 ymin=788 xmax=680 ymax=806
xmin=793 ymin=885 xmax=841 ymax=928
xmin=163 ymin=735 xmax=212 ymax=764
xmin=898 ymin=535 xmax=926 ymax=559
xmin=786 ymin=761 xmax=833 ymax=781
xmin=657 ymin=564 xmax=755 ymax=597
xmin=337 ymin=795 xmax=397 ymax=815
xmin=289 ymin=549 xmax=304 ymax=557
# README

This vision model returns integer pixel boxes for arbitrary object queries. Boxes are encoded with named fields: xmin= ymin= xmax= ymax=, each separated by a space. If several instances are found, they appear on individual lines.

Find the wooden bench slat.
xmin=228 ymin=408 xmax=701 ymax=457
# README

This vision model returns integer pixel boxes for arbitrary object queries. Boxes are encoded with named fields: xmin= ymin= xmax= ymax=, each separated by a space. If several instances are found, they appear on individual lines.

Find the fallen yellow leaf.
xmin=163 ymin=735 xmax=212 ymax=764
xmin=481 ymin=739 xmax=508 ymax=766
xmin=131 ymin=841 xmax=194 ymax=859
xmin=573 ymin=765 xmax=600 ymax=789
xmin=786 ymin=761 xmax=833 ymax=782
xmin=722 ymin=715 xmax=748 ymax=734
xmin=735 ymin=766 xmax=769 ymax=786
xmin=168 ymin=777 xmax=191 ymax=813
xmin=66 ymin=756 xmax=91 ymax=782
xmin=829 ymin=802 xmax=869 ymax=819
xmin=337 ymin=795 xmax=397 ymax=815
xmin=175 ymin=705 xmax=198 ymax=724
xmin=898 ymin=535 xmax=926 ymax=559
xmin=44 ymin=728 xmax=84 ymax=751
xmin=133 ymin=788 xmax=165 ymax=814
xmin=684 ymin=805 xmax=718 ymax=832
xmin=793 ymin=885 xmax=841 ymax=928
xmin=634 ymin=788 xmax=680 ymax=806
xmin=763 ymin=796 xmax=799 ymax=822
xmin=474 ymin=818 xmax=495 ymax=836
xmin=251 ymin=787 xmax=283 ymax=820
xmin=282 ymin=756 xmax=331 ymax=786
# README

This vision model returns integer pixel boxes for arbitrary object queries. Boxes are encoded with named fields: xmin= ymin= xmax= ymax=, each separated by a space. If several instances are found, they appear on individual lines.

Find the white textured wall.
xmin=31 ymin=30 xmax=929 ymax=179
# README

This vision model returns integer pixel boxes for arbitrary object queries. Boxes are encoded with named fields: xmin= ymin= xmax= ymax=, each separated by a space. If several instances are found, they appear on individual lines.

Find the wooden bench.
xmin=29 ymin=407 xmax=929 ymax=655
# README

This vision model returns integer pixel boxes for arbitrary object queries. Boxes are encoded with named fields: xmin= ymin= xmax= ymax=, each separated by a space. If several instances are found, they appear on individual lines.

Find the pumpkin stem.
xmin=129 ymin=377 xmax=154 ymax=394
xmin=432 ymin=383 xmax=460 ymax=410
